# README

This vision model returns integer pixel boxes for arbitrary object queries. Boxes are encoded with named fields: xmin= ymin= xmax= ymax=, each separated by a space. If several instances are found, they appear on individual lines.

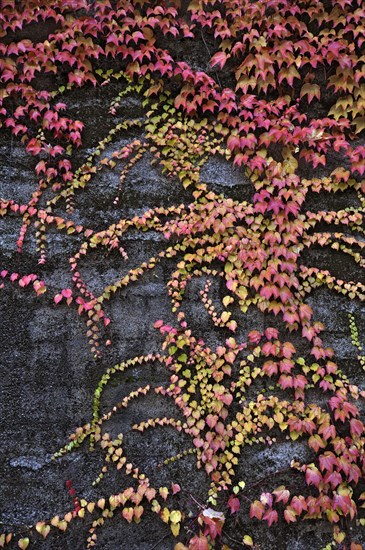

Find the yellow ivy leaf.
xmin=159 ymin=486 xmax=169 ymax=500
xmin=160 ymin=507 xmax=170 ymax=523
xmin=352 ymin=117 xmax=365 ymax=134
xmin=35 ymin=522 xmax=45 ymax=535
xmin=170 ymin=522 xmax=180 ymax=537
xmin=221 ymin=311 xmax=231 ymax=323
xmin=300 ymin=83 xmax=320 ymax=103
xmin=222 ymin=295 xmax=234 ymax=307
xmin=170 ymin=510 xmax=182 ymax=524
xmin=97 ymin=498 xmax=105 ymax=510
xmin=237 ymin=286 xmax=248 ymax=300
xmin=243 ymin=534 xmax=254 ymax=547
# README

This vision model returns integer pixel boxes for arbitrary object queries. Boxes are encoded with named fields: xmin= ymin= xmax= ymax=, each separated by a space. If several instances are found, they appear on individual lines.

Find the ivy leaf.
xmin=300 ymin=83 xmax=320 ymax=104
xmin=133 ymin=505 xmax=144 ymax=523
xmin=122 ymin=507 xmax=134 ymax=523
xmin=227 ymin=495 xmax=240 ymax=514
xmin=284 ymin=508 xmax=297 ymax=523
xmin=249 ymin=500 xmax=265 ymax=520
xmin=243 ymin=535 xmax=254 ymax=547
xmin=265 ymin=327 xmax=279 ymax=340
xmin=54 ymin=294 xmax=63 ymax=304
xmin=159 ymin=487 xmax=169 ymax=501
xmin=61 ymin=288 xmax=72 ymax=299
xmin=350 ymin=418 xmax=364 ymax=437
xmin=352 ymin=117 xmax=365 ymax=134
xmin=272 ymin=486 xmax=290 ymax=504
xmin=263 ymin=360 xmax=278 ymax=376
xmin=171 ymin=483 xmax=181 ymax=495
xmin=210 ymin=51 xmax=228 ymax=70
xmin=248 ymin=330 xmax=262 ymax=344
xmin=171 ymin=522 xmax=180 ymax=537
xmin=189 ymin=535 xmax=209 ymax=550
xmin=263 ymin=508 xmax=278 ymax=526
xmin=305 ymin=466 xmax=322 ymax=487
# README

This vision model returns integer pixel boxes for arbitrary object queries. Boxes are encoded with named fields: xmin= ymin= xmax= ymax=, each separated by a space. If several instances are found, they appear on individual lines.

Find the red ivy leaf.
xmin=227 ymin=495 xmax=240 ymax=514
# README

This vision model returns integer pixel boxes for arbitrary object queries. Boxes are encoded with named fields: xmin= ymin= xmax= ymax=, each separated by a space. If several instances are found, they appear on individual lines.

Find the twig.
xmin=189 ymin=494 xmax=206 ymax=510
xmin=200 ymin=30 xmax=222 ymax=88
xmin=150 ymin=533 xmax=170 ymax=550
xmin=247 ymin=465 xmax=301 ymax=490
xmin=222 ymin=529 xmax=246 ymax=547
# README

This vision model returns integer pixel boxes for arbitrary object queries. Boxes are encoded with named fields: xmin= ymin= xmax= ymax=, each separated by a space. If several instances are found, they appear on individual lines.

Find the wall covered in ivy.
xmin=0 ymin=1 xmax=365 ymax=549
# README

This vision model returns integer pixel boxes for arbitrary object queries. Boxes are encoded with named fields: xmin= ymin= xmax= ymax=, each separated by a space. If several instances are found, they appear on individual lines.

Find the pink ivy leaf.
xmin=265 ymin=327 xmax=279 ymax=340
xmin=227 ymin=134 xmax=241 ymax=151
xmin=18 ymin=275 xmax=33 ymax=287
xmin=284 ymin=508 xmax=297 ymax=523
xmin=260 ymin=493 xmax=273 ymax=507
xmin=281 ymin=341 xmax=296 ymax=359
xmin=262 ymin=508 xmax=278 ymax=526
xmin=61 ymin=288 xmax=72 ymax=299
xmin=262 ymin=341 xmax=280 ymax=356
xmin=210 ymin=51 xmax=228 ymax=70
xmin=189 ymin=535 xmax=209 ymax=550
xmin=263 ymin=360 xmax=278 ymax=376
xmin=305 ymin=466 xmax=322 ymax=487
xmin=248 ymin=330 xmax=262 ymax=344
xmin=219 ymin=393 xmax=233 ymax=406
xmin=290 ymin=496 xmax=307 ymax=516
xmin=206 ymin=414 xmax=218 ymax=429
xmin=272 ymin=486 xmax=290 ymax=504
xmin=193 ymin=437 xmax=204 ymax=448
xmin=171 ymin=483 xmax=181 ymax=495
xmin=350 ymin=418 xmax=364 ymax=437
xmin=122 ymin=507 xmax=134 ymax=523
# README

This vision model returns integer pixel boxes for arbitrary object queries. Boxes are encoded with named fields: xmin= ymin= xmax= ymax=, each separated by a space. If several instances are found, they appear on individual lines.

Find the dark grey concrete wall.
xmin=1 ymin=77 xmax=365 ymax=550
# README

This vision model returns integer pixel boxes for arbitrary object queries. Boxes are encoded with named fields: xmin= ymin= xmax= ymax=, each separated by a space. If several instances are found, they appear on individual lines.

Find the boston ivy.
xmin=0 ymin=1 xmax=364 ymax=549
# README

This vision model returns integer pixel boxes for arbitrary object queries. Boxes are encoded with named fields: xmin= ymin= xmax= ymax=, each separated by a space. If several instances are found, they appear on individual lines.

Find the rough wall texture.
xmin=1 ymin=122 xmax=364 ymax=549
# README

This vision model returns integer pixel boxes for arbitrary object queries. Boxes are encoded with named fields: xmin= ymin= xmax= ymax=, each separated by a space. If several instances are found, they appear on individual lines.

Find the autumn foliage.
xmin=0 ymin=0 xmax=365 ymax=548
